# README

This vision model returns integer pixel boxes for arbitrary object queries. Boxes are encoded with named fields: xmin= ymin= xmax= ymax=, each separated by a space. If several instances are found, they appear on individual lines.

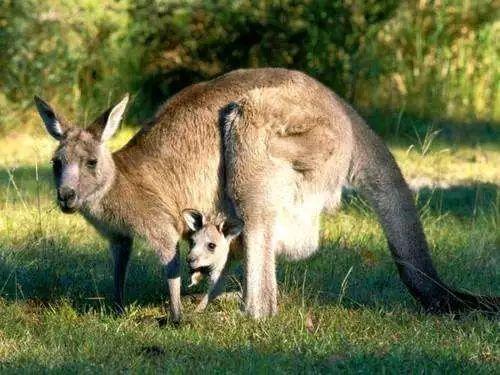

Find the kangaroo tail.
xmin=347 ymin=112 xmax=499 ymax=314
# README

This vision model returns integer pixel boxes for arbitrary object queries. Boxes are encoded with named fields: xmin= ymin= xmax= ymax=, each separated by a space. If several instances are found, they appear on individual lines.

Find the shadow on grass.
xmin=415 ymin=183 xmax=498 ymax=217
xmin=0 ymin=340 xmax=494 ymax=373
xmin=0 ymin=237 xmax=172 ymax=312
xmin=342 ymin=182 xmax=498 ymax=218
xmin=365 ymin=110 xmax=500 ymax=145
xmin=0 ymin=165 xmax=54 ymax=204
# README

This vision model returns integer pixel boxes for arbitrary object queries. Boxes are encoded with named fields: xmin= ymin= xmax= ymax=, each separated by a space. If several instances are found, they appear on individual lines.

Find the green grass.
xmin=0 ymin=128 xmax=498 ymax=373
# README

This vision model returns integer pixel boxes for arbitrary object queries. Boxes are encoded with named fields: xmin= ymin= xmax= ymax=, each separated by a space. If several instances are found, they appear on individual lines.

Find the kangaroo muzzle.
xmin=57 ymin=186 xmax=78 ymax=212
xmin=57 ymin=163 xmax=80 ymax=213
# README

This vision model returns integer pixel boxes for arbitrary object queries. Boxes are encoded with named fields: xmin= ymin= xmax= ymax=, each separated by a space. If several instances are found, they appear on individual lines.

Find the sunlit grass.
xmin=0 ymin=129 xmax=498 ymax=372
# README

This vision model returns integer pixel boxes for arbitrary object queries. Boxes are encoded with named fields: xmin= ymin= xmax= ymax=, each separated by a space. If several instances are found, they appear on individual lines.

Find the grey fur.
xmin=34 ymin=68 xmax=498 ymax=322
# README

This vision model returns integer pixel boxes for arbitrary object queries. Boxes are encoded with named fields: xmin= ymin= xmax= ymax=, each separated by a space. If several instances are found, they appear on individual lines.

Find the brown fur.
xmin=35 ymin=68 xmax=498 ymax=322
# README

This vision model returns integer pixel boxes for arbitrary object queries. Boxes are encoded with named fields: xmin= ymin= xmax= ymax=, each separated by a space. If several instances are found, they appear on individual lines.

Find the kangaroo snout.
xmin=57 ymin=186 xmax=78 ymax=212
xmin=187 ymin=254 xmax=199 ymax=268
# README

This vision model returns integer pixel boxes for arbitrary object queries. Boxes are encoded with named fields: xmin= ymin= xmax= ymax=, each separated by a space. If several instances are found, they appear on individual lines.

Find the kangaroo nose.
xmin=58 ymin=186 xmax=76 ymax=202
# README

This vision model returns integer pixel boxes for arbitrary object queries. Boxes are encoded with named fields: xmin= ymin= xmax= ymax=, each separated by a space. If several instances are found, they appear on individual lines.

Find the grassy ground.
xmin=0 ymin=126 xmax=498 ymax=373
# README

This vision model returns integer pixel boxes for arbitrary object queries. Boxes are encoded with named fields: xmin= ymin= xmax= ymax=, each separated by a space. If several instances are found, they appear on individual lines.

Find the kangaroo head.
xmin=34 ymin=95 xmax=129 ymax=213
xmin=182 ymin=209 xmax=242 ymax=272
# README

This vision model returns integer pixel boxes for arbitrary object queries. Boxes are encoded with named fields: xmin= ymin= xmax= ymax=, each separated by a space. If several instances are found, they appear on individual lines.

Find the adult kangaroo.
xmin=35 ymin=68 xmax=498 ymax=321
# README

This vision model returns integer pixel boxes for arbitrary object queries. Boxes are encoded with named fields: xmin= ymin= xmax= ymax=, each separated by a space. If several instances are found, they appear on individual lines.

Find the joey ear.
xmin=182 ymin=209 xmax=205 ymax=231
xmin=34 ymin=96 xmax=65 ymax=140
xmin=220 ymin=218 xmax=243 ymax=241
xmin=87 ymin=94 xmax=129 ymax=142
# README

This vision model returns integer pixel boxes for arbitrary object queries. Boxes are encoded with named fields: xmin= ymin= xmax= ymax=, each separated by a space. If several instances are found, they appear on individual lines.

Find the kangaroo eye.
xmin=86 ymin=159 xmax=97 ymax=169
xmin=207 ymin=243 xmax=216 ymax=251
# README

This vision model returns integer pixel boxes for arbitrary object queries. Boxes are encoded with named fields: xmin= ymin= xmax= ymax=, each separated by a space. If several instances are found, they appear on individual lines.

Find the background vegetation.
xmin=0 ymin=0 xmax=498 ymax=372
xmin=1 ymin=0 xmax=499 ymax=134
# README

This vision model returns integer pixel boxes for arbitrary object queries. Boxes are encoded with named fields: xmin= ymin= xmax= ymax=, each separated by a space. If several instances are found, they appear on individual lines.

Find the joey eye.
xmin=207 ymin=242 xmax=216 ymax=251
xmin=86 ymin=159 xmax=98 ymax=169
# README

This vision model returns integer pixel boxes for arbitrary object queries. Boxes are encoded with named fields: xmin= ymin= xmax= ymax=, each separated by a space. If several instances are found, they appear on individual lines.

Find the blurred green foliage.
xmin=1 ymin=0 xmax=498 ymax=132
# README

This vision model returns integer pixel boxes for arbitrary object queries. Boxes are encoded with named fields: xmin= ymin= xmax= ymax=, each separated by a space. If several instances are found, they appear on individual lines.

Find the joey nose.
xmin=187 ymin=255 xmax=195 ymax=263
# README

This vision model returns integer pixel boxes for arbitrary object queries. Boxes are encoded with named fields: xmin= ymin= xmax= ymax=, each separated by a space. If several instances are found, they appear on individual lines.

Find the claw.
xmin=189 ymin=271 xmax=204 ymax=287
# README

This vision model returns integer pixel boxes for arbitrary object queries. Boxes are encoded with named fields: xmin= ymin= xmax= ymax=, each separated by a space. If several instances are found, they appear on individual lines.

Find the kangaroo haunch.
xmin=34 ymin=68 xmax=499 ymax=321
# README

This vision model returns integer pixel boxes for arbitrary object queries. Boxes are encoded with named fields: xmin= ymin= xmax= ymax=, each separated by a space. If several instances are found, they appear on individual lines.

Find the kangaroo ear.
xmin=34 ymin=96 xmax=65 ymax=140
xmin=220 ymin=218 xmax=243 ymax=241
xmin=182 ymin=209 xmax=205 ymax=232
xmin=88 ymin=94 xmax=129 ymax=142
